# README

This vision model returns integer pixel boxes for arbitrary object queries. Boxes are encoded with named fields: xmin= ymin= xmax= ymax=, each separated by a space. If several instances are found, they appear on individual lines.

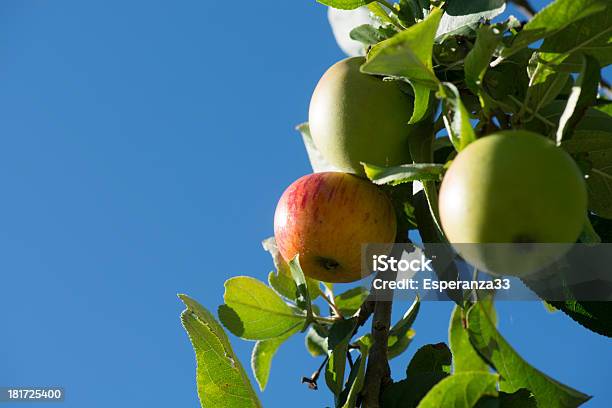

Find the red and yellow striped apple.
xmin=274 ymin=172 xmax=397 ymax=283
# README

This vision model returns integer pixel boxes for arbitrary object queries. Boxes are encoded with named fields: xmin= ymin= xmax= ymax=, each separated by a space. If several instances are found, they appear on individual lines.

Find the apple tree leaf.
xmin=251 ymin=325 xmax=301 ymax=391
xmin=339 ymin=345 xmax=369 ymax=408
xmin=350 ymin=24 xmax=397 ymax=47
xmin=387 ymin=296 xmax=420 ymax=359
xmin=540 ymin=5 xmax=612 ymax=67
xmin=549 ymin=300 xmax=612 ymax=338
xmin=466 ymin=302 xmax=591 ymax=407
xmin=361 ymin=8 xmax=443 ymax=123
xmin=179 ymin=294 xmax=262 ymax=408
xmin=334 ymin=287 xmax=370 ymax=316
xmin=218 ymin=276 xmax=307 ymax=340
xmin=439 ymin=82 xmax=476 ymax=152
xmin=288 ymin=255 xmax=315 ymax=320
xmin=475 ymin=389 xmax=537 ymax=408
xmin=305 ymin=326 xmax=329 ymax=357
xmin=449 ymin=305 xmax=489 ymax=373
xmin=436 ymin=0 xmax=505 ymax=38
xmin=407 ymin=343 xmax=452 ymax=377
xmin=556 ymin=55 xmax=600 ymax=144
xmin=262 ymin=236 xmax=320 ymax=301
xmin=367 ymin=2 xmax=399 ymax=26
xmin=363 ymin=162 xmax=445 ymax=185
xmin=562 ymin=130 xmax=612 ymax=219
xmin=502 ymin=0 xmax=608 ymax=58
xmin=325 ymin=317 xmax=358 ymax=395
xmin=464 ymin=24 xmax=504 ymax=96
xmin=595 ymin=102 xmax=612 ymax=117
xmin=524 ymin=53 xmax=571 ymax=118
xmin=317 ymin=0 xmax=375 ymax=10
xmin=416 ymin=372 xmax=499 ymax=408
xmin=382 ymin=341 xmax=450 ymax=408
xmin=382 ymin=372 xmax=448 ymax=408
xmin=295 ymin=123 xmax=342 ymax=173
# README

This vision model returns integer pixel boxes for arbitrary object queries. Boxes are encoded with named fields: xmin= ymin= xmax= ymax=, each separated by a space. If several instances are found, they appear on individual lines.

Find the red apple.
xmin=274 ymin=172 xmax=397 ymax=283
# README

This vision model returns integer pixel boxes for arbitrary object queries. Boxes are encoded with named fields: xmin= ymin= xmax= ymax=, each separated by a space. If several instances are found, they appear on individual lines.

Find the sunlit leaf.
xmin=317 ymin=0 xmax=375 ymax=11
xmin=179 ymin=295 xmax=262 ymax=408
xmin=502 ymin=0 xmax=608 ymax=58
xmin=467 ymin=302 xmax=591 ymax=407
xmin=363 ymin=162 xmax=445 ymax=185
xmin=416 ymin=372 xmax=498 ymax=408
xmin=361 ymin=8 xmax=443 ymax=122
xmin=218 ymin=277 xmax=306 ymax=340
xmin=251 ymin=325 xmax=300 ymax=391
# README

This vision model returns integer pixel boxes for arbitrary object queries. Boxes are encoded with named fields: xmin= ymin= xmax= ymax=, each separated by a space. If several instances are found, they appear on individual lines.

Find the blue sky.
xmin=0 ymin=1 xmax=610 ymax=407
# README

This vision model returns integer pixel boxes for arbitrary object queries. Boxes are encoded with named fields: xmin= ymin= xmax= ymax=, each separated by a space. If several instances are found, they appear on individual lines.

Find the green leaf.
xmin=317 ymin=0 xmax=375 ymax=10
xmin=218 ymin=276 xmax=307 ymax=340
xmin=361 ymin=8 xmax=443 ymax=122
xmin=436 ymin=0 xmax=506 ymax=38
xmin=416 ymin=372 xmax=499 ymax=408
xmin=449 ymin=305 xmax=488 ymax=373
xmin=288 ymin=256 xmax=315 ymax=319
xmin=467 ymin=303 xmax=591 ymax=407
xmin=493 ymin=389 xmax=537 ymax=407
xmin=549 ymin=300 xmax=612 ymax=338
xmin=267 ymin=270 xmax=297 ymax=301
xmin=475 ymin=389 xmax=538 ymax=408
xmin=340 ymin=346 xmax=369 ymax=408
xmin=502 ymin=0 xmax=608 ymax=58
xmin=295 ymin=123 xmax=341 ymax=173
xmin=364 ymin=162 xmax=445 ymax=185
xmin=595 ymin=102 xmax=612 ymax=117
xmin=562 ymin=130 xmax=612 ymax=218
xmin=591 ymin=213 xmax=612 ymax=241
xmin=350 ymin=24 xmax=396 ymax=47
xmin=325 ymin=318 xmax=358 ymax=395
xmin=334 ymin=287 xmax=370 ymax=316
xmin=407 ymin=343 xmax=452 ymax=376
xmin=388 ymin=296 xmax=420 ymax=359
xmin=410 ymin=85 xmax=433 ymax=125
xmin=383 ymin=336 xmax=450 ymax=407
xmin=540 ymin=6 xmax=612 ymax=67
xmin=464 ymin=25 xmax=504 ymax=96
xmin=367 ymin=2 xmax=399 ymax=26
xmin=179 ymin=294 xmax=262 ymax=408
xmin=305 ymin=326 xmax=328 ymax=357
xmin=525 ymin=54 xmax=571 ymax=116
xmin=382 ymin=372 xmax=448 ymax=408
xmin=483 ymin=49 xmax=531 ymax=111
xmin=251 ymin=325 xmax=300 ymax=391
xmin=263 ymin=236 xmax=321 ymax=301
xmin=556 ymin=55 xmax=600 ymax=144
xmin=439 ymin=82 xmax=477 ymax=151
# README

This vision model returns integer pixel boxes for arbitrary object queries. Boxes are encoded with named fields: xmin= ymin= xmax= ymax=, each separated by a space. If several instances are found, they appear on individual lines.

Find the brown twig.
xmin=361 ymin=236 xmax=407 ymax=407
xmin=361 ymin=296 xmax=394 ymax=407
xmin=301 ymin=356 xmax=329 ymax=391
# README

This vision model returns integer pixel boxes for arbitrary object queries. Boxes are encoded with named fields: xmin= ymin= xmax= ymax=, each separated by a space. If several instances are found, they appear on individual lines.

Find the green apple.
xmin=438 ymin=131 xmax=588 ymax=276
xmin=308 ymin=57 xmax=415 ymax=175
xmin=274 ymin=172 xmax=396 ymax=283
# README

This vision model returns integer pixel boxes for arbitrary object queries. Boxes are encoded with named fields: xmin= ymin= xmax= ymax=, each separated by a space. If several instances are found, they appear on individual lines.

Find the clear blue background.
xmin=0 ymin=1 xmax=610 ymax=407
